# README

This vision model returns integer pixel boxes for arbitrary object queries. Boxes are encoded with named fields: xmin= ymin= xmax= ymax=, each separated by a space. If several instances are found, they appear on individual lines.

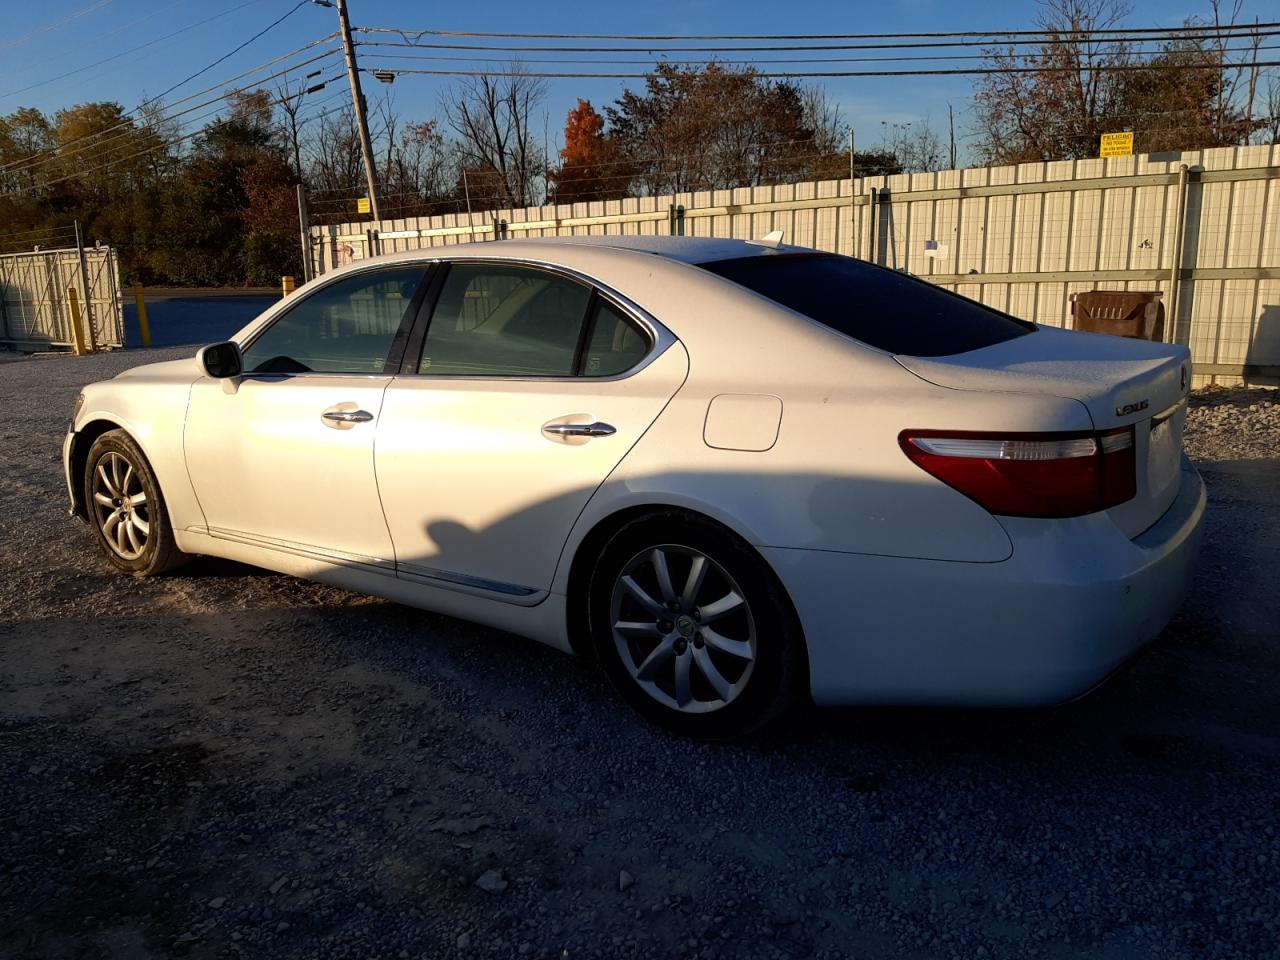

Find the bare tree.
xmin=973 ymin=0 xmax=1133 ymax=164
xmin=441 ymin=67 xmax=547 ymax=207
xmin=371 ymin=89 xmax=400 ymax=191
xmin=885 ymin=121 xmax=945 ymax=173
xmin=800 ymin=86 xmax=848 ymax=154
xmin=392 ymin=121 xmax=454 ymax=200
xmin=1264 ymin=74 xmax=1280 ymax=144
xmin=1201 ymin=0 xmax=1265 ymax=144
xmin=307 ymin=108 xmax=363 ymax=196
xmin=274 ymin=78 xmax=306 ymax=181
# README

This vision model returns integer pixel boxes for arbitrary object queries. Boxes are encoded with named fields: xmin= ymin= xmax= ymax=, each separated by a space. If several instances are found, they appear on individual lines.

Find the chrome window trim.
xmin=237 ymin=372 xmax=395 ymax=383
xmin=403 ymin=255 xmax=677 ymax=383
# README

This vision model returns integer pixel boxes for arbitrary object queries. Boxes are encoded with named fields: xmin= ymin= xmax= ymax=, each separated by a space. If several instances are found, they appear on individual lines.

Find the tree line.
xmin=0 ymin=0 xmax=1274 ymax=286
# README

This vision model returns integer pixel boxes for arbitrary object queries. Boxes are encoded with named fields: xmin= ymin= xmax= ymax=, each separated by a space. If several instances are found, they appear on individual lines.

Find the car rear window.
xmin=699 ymin=253 xmax=1034 ymax=357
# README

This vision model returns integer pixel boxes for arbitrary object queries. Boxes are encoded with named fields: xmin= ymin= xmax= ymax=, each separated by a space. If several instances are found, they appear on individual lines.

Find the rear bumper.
xmin=765 ymin=457 xmax=1206 ymax=707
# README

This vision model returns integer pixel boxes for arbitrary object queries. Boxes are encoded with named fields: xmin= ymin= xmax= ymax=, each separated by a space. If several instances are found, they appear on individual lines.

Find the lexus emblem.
xmin=1115 ymin=399 xmax=1150 ymax=417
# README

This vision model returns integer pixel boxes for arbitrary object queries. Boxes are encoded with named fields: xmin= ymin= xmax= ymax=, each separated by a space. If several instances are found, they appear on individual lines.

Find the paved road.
xmin=1 ymin=348 xmax=1278 ymax=959
xmin=121 ymin=292 xmax=278 ymax=348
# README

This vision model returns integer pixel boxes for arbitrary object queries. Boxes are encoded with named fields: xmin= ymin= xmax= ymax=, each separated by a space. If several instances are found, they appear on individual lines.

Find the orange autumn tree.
xmin=547 ymin=99 xmax=626 ymax=204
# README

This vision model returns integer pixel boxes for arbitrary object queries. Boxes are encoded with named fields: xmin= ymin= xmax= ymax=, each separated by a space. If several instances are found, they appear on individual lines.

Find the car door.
xmin=184 ymin=264 xmax=429 ymax=569
xmin=375 ymin=260 xmax=688 ymax=600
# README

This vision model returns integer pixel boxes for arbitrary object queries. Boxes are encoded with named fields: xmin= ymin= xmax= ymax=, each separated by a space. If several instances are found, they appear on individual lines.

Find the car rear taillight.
xmin=899 ymin=427 xmax=1136 ymax=518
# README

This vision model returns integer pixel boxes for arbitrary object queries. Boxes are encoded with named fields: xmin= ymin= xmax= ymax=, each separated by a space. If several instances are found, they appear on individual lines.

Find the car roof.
xmin=335 ymin=235 xmax=813 ymax=272
xmin=496 ymin=235 xmax=810 ymax=264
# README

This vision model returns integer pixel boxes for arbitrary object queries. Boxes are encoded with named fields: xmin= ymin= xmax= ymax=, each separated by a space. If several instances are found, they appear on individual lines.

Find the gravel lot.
xmin=2 ymin=348 xmax=1278 ymax=960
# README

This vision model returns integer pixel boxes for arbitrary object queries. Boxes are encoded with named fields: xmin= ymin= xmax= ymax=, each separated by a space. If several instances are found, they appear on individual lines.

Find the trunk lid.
xmin=896 ymin=326 xmax=1191 ymax=538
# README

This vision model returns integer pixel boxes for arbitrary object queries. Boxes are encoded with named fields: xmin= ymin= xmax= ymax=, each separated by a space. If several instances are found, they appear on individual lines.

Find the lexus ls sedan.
xmin=64 ymin=237 xmax=1205 ymax=737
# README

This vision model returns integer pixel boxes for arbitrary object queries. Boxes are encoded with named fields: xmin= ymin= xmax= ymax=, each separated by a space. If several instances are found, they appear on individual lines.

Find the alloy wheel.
xmin=91 ymin=450 xmax=151 ymax=561
xmin=609 ymin=544 xmax=757 ymax=714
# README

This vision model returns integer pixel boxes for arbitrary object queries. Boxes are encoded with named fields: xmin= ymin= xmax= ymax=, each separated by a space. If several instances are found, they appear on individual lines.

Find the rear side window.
xmin=418 ymin=263 xmax=651 ymax=377
xmin=421 ymin=264 xmax=592 ymax=376
xmin=700 ymin=254 xmax=1034 ymax=357
xmin=582 ymin=302 xmax=649 ymax=377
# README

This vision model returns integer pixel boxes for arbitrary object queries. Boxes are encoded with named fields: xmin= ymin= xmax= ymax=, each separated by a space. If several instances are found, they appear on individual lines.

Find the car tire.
xmin=83 ymin=429 xmax=188 ymax=577
xmin=588 ymin=512 xmax=805 ymax=739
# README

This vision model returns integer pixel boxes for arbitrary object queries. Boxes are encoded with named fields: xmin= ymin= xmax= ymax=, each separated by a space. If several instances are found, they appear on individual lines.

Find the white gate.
xmin=0 ymin=246 xmax=124 ymax=351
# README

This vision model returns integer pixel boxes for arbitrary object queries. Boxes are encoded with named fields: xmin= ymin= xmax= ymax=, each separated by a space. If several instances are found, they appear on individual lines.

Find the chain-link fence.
xmin=0 ymin=246 xmax=124 ymax=351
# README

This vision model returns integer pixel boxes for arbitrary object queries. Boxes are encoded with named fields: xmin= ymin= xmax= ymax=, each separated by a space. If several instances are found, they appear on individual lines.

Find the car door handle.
xmin=542 ymin=421 xmax=616 ymax=438
xmin=322 ymin=409 xmax=374 ymax=424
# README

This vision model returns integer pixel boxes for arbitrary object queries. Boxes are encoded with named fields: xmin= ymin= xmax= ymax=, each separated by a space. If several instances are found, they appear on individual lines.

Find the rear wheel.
xmin=588 ymin=514 xmax=803 ymax=739
xmin=83 ymin=429 xmax=188 ymax=577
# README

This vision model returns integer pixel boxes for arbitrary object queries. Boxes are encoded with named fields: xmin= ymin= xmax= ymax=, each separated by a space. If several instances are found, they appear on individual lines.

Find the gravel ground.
xmin=2 ymin=348 xmax=1279 ymax=960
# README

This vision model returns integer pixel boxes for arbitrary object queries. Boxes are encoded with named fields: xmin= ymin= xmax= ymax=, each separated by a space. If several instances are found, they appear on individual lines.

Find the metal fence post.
xmin=73 ymin=220 xmax=97 ymax=352
xmin=296 ymin=184 xmax=313 ymax=283
xmin=1166 ymin=163 xmax=1190 ymax=345
xmin=867 ymin=188 xmax=879 ymax=266
xmin=0 ymin=256 xmax=10 ymax=342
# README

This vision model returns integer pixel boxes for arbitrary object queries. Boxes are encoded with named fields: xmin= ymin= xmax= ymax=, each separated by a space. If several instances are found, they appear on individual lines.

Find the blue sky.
xmin=3 ymin=0 xmax=1274 ymax=165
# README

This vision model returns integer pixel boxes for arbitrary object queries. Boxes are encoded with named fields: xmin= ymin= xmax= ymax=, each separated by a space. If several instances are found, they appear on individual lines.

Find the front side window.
xmin=420 ymin=264 xmax=595 ymax=377
xmin=241 ymin=266 xmax=425 ymax=374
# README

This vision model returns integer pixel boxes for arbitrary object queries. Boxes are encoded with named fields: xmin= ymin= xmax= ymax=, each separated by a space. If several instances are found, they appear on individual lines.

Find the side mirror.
xmin=198 ymin=341 xmax=243 ymax=379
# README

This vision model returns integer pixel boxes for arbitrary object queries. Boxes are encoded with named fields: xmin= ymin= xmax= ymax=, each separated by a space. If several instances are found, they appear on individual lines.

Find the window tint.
xmin=582 ymin=301 xmax=649 ymax=377
xmin=700 ymin=254 xmax=1034 ymax=357
xmin=242 ymin=267 xmax=424 ymax=374
xmin=420 ymin=264 xmax=593 ymax=376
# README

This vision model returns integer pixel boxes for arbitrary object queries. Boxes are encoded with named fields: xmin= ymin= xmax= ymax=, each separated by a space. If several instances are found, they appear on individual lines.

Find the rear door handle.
xmin=322 ymin=409 xmax=374 ymax=424
xmin=542 ymin=421 xmax=616 ymax=438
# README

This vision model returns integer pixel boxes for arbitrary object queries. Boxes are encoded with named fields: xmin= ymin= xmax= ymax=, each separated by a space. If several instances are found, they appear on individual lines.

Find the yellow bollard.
xmin=133 ymin=283 xmax=151 ymax=348
xmin=67 ymin=287 xmax=88 ymax=356
xmin=281 ymin=275 xmax=296 ymax=298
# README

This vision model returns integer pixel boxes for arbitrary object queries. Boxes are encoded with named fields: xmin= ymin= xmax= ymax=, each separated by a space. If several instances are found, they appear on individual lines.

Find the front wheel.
xmin=588 ymin=514 xmax=804 ymax=739
xmin=83 ymin=429 xmax=188 ymax=577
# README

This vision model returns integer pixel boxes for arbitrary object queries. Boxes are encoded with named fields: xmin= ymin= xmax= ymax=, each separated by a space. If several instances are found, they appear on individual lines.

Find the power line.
xmin=0 ymin=46 xmax=342 ymax=177
xmin=140 ymin=0 xmax=313 ymax=110
xmin=0 ymin=0 xmax=114 ymax=52
xmin=353 ymin=23 xmax=1280 ymax=42
xmin=0 ymin=0 xmax=270 ymax=102
xmin=2 ymin=80 xmax=345 ymax=196
xmin=353 ymin=28 xmax=1280 ymax=54
xmin=3 ymin=0 xmax=194 ymax=75
xmin=0 ymin=223 xmax=78 ymax=241
xmin=359 ymin=43 xmax=1280 ymax=68
xmin=363 ymin=60 xmax=1280 ymax=80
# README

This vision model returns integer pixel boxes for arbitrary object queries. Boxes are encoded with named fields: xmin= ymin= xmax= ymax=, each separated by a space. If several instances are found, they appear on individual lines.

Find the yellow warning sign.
xmin=357 ymin=197 xmax=371 ymax=215
xmin=1100 ymin=131 xmax=1134 ymax=158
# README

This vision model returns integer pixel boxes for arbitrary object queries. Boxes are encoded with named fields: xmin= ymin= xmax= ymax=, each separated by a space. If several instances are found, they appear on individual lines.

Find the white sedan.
xmin=64 ymin=237 xmax=1205 ymax=737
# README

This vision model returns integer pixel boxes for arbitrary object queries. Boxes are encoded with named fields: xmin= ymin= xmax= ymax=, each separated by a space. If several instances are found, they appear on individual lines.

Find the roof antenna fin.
xmin=750 ymin=229 xmax=785 ymax=249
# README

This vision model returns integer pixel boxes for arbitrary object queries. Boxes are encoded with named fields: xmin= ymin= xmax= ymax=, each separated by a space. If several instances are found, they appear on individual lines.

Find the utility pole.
xmin=335 ymin=0 xmax=381 ymax=222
